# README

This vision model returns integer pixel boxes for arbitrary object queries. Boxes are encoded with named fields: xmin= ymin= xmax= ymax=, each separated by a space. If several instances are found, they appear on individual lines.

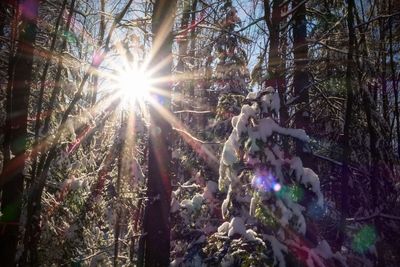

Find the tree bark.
xmin=139 ymin=0 xmax=177 ymax=266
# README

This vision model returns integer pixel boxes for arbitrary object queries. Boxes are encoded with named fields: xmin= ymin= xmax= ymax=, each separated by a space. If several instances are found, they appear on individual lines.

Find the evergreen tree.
xmin=205 ymin=86 xmax=345 ymax=266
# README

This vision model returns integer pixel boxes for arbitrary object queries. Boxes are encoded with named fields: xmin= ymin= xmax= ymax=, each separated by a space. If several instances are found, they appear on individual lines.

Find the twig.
xmin=281 ymin=0 xmax=308 ymax=18
xmin=236 ymin=17 xmax=264 ymax=32
xmin=172 ymin=127 xmax=222 ymax=145
xmin=346 ymin=210 xmax=400 ymax=222
xmin=354 ymin=11 xmax=400 ymax=28
xmin=173 ymin=110 xmax=212 ymax=114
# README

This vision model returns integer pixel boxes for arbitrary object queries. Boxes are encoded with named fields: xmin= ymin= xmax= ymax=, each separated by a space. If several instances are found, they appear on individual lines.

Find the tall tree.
xmin=264 ymin=0 xmax=282 ymax=89
xmin=293 ymin=0 xmax=311 ymax=163
xmin=139 ymin=0 xmax=177 ymax=266
xmin=339 ymin=0 xmax=355 ymax=249
xmin=0 ymin=0 xmax=39 ymax=265
xmin=388 ymin=0 xmax=400 ymax=157
xmin=263 ymin=0 xmax=289 ymax=131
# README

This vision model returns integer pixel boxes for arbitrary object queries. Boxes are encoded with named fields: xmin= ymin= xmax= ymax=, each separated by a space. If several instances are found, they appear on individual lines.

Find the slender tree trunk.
xmin=353 ymin=15 xmax=386 ymax=262
xmin=139 ymin=0 xmax=177 ymax=266
xmin=91 ymin=0 xmax=106 ymax=106
xmin=176 ymin=0 xmax=191 ymax=75
xmin=388 ymin=0 xmax=400 ymax=157
xmin=0 ymin=1 xmax=39 ymax=265
xmin=187 ymin=0 xmax=198 ymax=110
xmin=173 ymin=0 xmax=191 ymax=183
xmin=264 ymin=0 xmax=289 ymax=151
xmin=264 ymin=0 xmax=282 ymax=90
xmin=114 ymin=116 xmax=124 ymax=267
xmin=339 ymin=0 xmax=355 ymax=250
xmin=379 ymin=0 xmax=389 ymax=125
xmin=293 ymin=0 xmax=312 ymax=166
xmin=1 ymin=1 xmax=18 ymax=166
xmin=377 ymin=0 xmax=393 ymax=161
xmin=182 ymin=0 xmax=198 ymax=185
xmin=362 ymin=83 xmax=384 ymax=267
xmin=292 ymin=0 xmax=318 ymax=247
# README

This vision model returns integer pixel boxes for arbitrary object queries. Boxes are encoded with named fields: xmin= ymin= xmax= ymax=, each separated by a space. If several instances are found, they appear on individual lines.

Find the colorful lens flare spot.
xmin=352 ymin=225 xmax=377 ymax=253
xmin=251 ymin=171 xmax=278 ymax=192
xmin=272 ymin=182 xmax=281 ymax=192
xmin=275 ymin=184 xmax=304 ymax=202
xmin=288 ymin=185 xmax=304 ymax=202
xmin=20 ymin=0 xmax=39 ymax=21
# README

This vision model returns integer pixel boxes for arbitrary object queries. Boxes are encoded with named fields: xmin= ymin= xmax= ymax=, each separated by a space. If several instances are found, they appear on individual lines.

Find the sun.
xmin=117 ymin=66 xmax=152 ymax=102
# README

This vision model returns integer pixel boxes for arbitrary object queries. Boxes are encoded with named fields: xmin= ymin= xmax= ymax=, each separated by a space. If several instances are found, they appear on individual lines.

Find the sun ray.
xmin=146 ymin=94 xmax=219 ymax=168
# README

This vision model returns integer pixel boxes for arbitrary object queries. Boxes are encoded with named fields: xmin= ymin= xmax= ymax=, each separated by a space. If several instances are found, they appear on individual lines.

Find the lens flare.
xmin=252 ymin=170 xmax=279 ymax=193
xmin=118 ymin=67 xmax=152 ymax=102
xmin=272 ymin=182 xmax=282 ymax=192
xmin=352 ymin=225 xmax=377 ymax=253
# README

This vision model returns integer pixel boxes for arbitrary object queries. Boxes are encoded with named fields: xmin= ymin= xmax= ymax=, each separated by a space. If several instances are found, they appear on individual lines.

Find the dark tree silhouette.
xmin=0 ymin=1 xmax=39 ymax=265
xmin=139 ymin=0 xmax=177 ymax=266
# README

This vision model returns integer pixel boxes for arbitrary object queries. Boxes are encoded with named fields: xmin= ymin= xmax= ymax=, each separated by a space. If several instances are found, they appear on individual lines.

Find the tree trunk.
xmin=353 ymin=11 xmax=386 ymax=260
xmin=379 ymin=1 xmax=389 ymax=125
xmin=388 ymin=0 xmax=400 ymax=157
xmin=91 ymin=0 xmax=106 ymax=106
xmin=173 ymin=0 xmax=192 ymax=183
xmin=292 ymin=0 xmax=318 ymax=247
xmin=264 ymin=0 xmax=289 ymax=125
xmin=187 ymin=0 xmax=198 ymax=111
xmin=293 ymin=0 xmax=312 ymax=167
xmin=362 ymin=83 xmax=385 ymax=267
xmin=339 ymin=0 xmax=355 ymax=250
xmin=139 ymin=0 xmax=177 ymax=266
xmin=264 ymin=0 xmax=282 ymax=89
xmin=0 ymin=1 xmax=39 ymax=265
xmin=114 ymin=118 xmax=124 ymax=267
xmin=1 ymin=1 xmax=18 ymax=167
xmin=264 ymin=0 xmax=289 ymax=155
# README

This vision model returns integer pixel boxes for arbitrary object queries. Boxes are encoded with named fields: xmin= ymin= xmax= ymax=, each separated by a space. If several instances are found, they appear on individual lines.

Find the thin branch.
xmin=347 ymin=211 xmax=400 ymax=222
xmin=173 ymin=110 xmax=212 ymax=114
xmin=281 ymin=0 xmax=308 ymax=18
xmin=236 ymin=17 xmax=264 ymax=32
xmin=172 ymin=127 xmax=222 ymax=144
xmin=354 ymin=11 xmax=400 ymax=28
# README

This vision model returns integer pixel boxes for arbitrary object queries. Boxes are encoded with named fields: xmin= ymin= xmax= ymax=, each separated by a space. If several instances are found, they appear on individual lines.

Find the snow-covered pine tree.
xmin=211 ymin=0 xmax=249 ymax=96
xmin=170 ymin=2 xmax=251 ymax=265
xmin=211 ymin=0 xmax=251 ymax=139
xmin=203 ymin=86 xmax=346 ymax=266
